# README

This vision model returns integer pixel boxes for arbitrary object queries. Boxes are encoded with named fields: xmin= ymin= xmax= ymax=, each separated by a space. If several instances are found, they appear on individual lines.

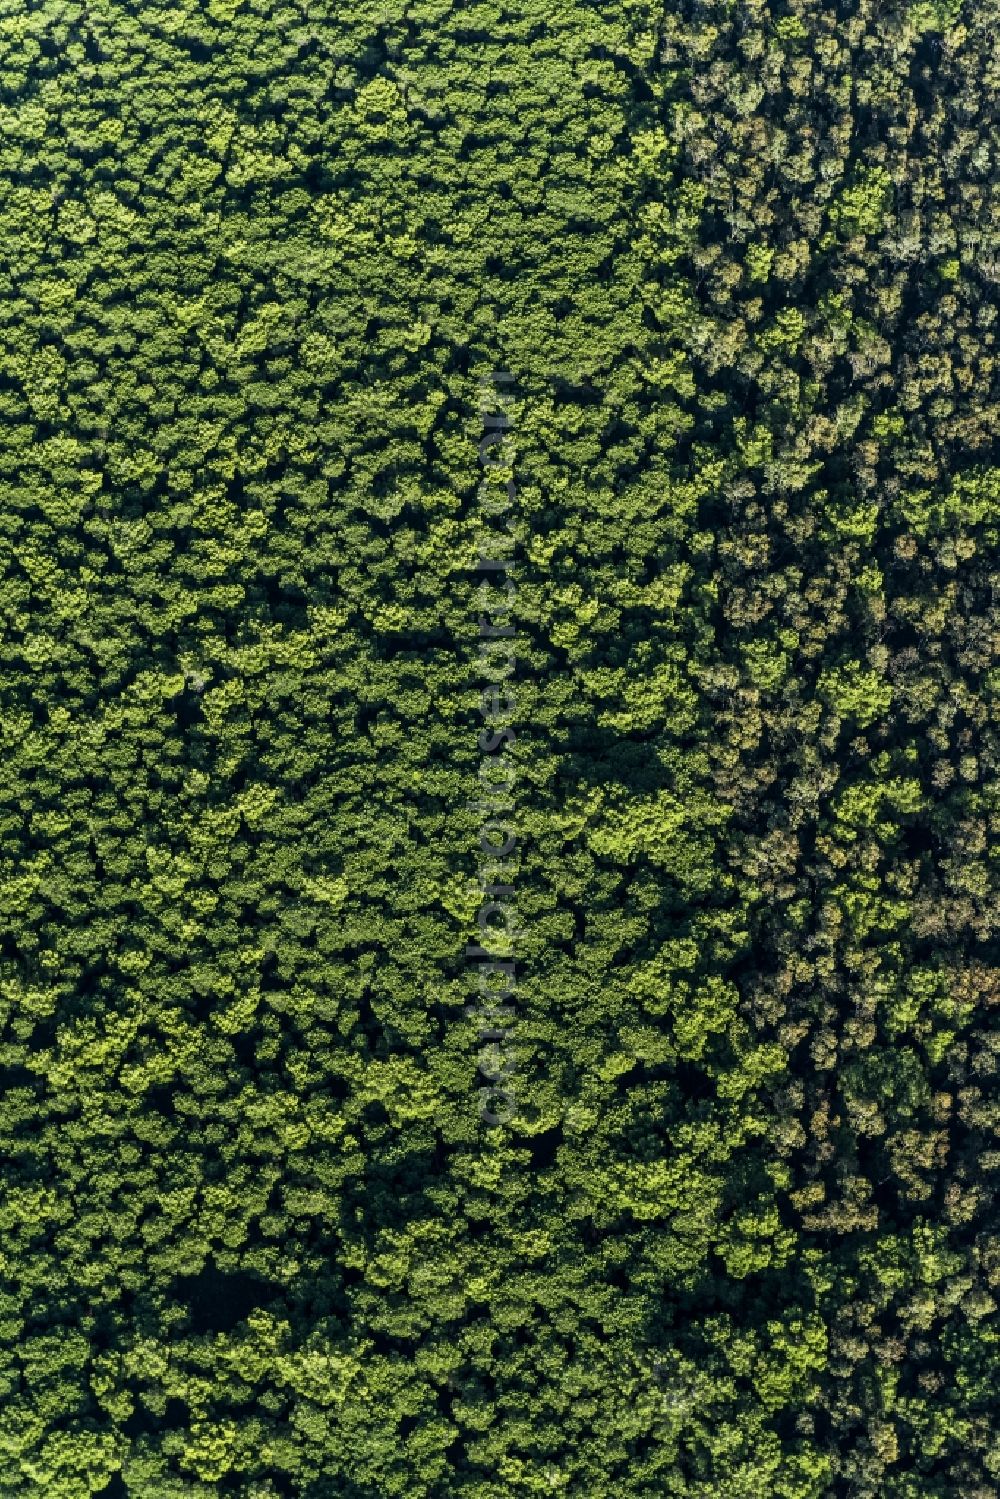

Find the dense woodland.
xmin=0 ymin=0 xmax=999 ymax=1493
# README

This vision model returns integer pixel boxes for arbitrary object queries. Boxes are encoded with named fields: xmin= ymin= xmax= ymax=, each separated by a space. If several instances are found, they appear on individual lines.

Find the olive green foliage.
xmin=0 ymin=0 xmax=998 ymax=1495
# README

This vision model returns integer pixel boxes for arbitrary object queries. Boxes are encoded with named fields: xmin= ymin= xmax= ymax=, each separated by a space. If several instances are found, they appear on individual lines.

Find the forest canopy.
xmin=0 ymin=0 xmax=998 ymax=1495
